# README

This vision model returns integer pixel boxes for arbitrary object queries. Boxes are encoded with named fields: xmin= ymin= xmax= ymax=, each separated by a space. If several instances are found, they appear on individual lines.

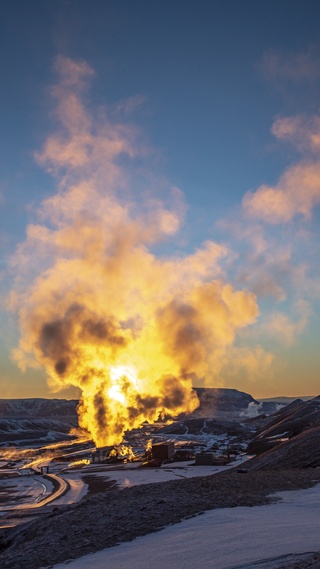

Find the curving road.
xmin=0 ymin=472 xmax=70 ymax=512
xmin=33 ymin=473 xmax=69 ymax=507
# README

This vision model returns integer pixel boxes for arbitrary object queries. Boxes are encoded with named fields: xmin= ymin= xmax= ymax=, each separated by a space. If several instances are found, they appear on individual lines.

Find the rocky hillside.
xmin=0 ymin=399 xmax=79 ymax=443
xmin=247 ymin=396 xmax=320 ymax=454
xmin=193 ymin=387 xmax=258 ymax=418
xmin=239 ymin=396 xmax=320 ymax=470
xmin=0 ymin=399 xmax=78 ymax=419
xmin=245 ymin=425 xmax=320 ymax=470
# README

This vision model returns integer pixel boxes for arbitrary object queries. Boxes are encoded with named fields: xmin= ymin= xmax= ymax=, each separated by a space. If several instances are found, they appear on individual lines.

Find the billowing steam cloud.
xmin=9 ymin=57 xmax=258 ymax=447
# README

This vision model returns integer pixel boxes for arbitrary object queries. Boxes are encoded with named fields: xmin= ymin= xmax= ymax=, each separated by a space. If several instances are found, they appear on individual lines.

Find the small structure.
xmin=151 ymin=442 xmax=175 ymax=463
xmin=195 ymin=452 xmax=231 ymax=466
xmin=195 ymin=452 xmax=214 ymax=466
xmin=174 ymin=449 xmax=195 ymax=461
xmin=40 ymin=465 xmax=49 ymax=474
xmin=91 ymin=446 xmax=113 ymax=463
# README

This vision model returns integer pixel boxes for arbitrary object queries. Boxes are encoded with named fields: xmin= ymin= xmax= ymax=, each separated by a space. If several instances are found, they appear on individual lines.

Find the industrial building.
xmin=151 ymin=441 xmax=175 ymax=462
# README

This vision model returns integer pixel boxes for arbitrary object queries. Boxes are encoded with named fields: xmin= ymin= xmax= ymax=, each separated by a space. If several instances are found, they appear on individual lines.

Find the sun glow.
xmin=109 ymin=365 xmax=139 ymax=404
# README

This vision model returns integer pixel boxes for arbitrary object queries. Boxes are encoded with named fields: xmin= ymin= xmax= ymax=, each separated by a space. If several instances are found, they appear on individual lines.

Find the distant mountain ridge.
xmin=0 ymin=388 xmax=287 ymax=421
xmin=0 ymin=390 xmax=260 ymax=445
xmin=0 ymin=389 xmax=258 ymax=421
xmin=1 ymin=392 xmax=319 ymax=468
xmin=194 ymin=387 xmax=257 ymax=415
xmin=259 ymin=396 xmax=315 ymax=404
xmin=0 ymin=399 xmax=79 ymax=442
xmin=0 ymin=388 xmax=305 ymax=443
xmin=0 ymin=398 xmax=78 ymax=419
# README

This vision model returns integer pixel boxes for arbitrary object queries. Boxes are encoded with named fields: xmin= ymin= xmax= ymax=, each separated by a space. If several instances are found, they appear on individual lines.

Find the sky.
xmin=1 ymin=0 xmax=320 ymax=400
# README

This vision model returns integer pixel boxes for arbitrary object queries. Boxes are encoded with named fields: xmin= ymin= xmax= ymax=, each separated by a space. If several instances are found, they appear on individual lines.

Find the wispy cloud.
xmin=259 ymin=47 xmax=320 ymax=83
xmin=243 ymin=114 xmax=320 ymax=223
xmin=263 ymin=300 xmax=311 ymax=346
xmin=220 ymin=345 xmax=275 ymax=388
xmin=36 ymin=55 xmax=137 ymax=188
xmin=272 ymin=115 xmax=320 ymax=153
xmin=220 ymin=89 xmax=320 ymax=362
xmin=115 ymin=95 xmax=147 ymax=115
xmin=243 ymin=161 xmax=320 ymax=223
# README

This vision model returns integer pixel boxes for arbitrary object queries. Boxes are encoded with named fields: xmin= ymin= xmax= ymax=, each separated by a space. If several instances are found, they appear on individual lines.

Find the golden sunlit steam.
xmin=68 ymin=459 xmax=90 ymax=468
xmin=109 ymin=444 xmax=136 ymax=460
xmin=9 ymin=56 xmax=259 ymax=447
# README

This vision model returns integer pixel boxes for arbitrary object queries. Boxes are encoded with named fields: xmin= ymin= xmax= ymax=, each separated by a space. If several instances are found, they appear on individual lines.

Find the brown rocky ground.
xmin=1 ymin=468 xmax=320 ymax=569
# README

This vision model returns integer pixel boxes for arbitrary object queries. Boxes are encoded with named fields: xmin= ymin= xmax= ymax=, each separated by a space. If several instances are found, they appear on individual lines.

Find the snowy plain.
xmin=47 ymin=482 xmax=320 ymax=569
xmin=51 ymin=458 xmax=249 ymax=506
xmin=79 ymin=458 xmax=247 ymax=488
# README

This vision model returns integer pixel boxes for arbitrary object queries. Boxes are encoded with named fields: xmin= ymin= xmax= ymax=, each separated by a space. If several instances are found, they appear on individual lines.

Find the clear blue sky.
xmin=1 ymin=1 xmax=320 ymax=399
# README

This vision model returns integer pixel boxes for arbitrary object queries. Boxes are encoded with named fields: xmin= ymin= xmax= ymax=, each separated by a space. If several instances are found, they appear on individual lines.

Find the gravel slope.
xmin=279 ymin=553 xmax=320 ymax=569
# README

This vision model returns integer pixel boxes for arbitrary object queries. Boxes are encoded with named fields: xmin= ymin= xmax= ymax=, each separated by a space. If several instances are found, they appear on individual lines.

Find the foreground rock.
xmin=1 ymin=469 xmax=320 ymax=569
xmin=280 ymin=552 xmax=320 ymax=568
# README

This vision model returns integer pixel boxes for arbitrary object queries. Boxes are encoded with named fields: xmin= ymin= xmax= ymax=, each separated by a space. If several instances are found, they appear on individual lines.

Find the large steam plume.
xmin=9 ymin=57 xmax=258 ymax=446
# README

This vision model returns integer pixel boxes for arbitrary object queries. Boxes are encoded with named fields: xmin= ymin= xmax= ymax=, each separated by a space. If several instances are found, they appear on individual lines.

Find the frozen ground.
xmin=0 ymin=456 xmax=246 ymax=524
xmin=79 ymin=456 xmax=248 ymax=490
xmin=48 ymin=483 xmax=320 ymax=569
